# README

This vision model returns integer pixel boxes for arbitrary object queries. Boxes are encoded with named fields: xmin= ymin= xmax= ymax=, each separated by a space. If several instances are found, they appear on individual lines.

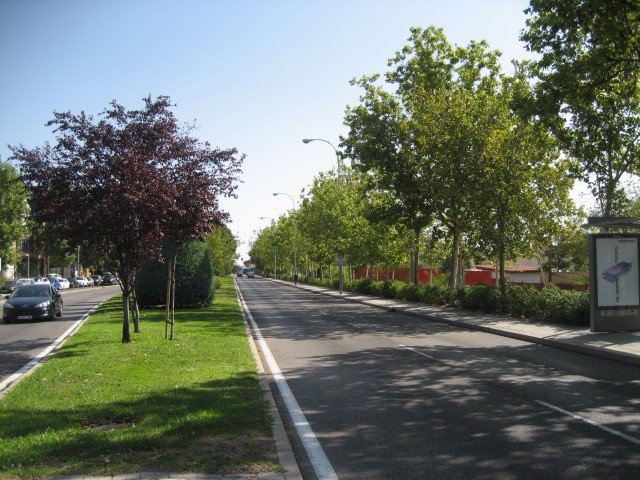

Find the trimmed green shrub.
xmin=136 ymin=240 xmax=216 ymax=308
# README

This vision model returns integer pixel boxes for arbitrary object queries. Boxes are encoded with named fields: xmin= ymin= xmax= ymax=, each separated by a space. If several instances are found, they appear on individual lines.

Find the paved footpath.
xmin=271 ymin=278 xmax=640 ymax=367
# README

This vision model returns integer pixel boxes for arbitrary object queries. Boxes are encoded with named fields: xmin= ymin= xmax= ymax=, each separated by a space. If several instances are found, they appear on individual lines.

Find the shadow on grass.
xmin=0 ymin=373 xmax=276 ymax=475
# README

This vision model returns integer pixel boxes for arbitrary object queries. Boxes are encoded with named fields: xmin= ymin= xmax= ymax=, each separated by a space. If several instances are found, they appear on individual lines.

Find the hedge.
xmin=276 ymin=274 xmax=589 ymax=327
xmin=136 ymin=240 xmax=216 ymax=308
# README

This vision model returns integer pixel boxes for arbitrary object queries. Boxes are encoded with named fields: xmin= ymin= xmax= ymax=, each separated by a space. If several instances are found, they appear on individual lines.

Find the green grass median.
xmin=0 ymin=276 xmax=279 ymax=479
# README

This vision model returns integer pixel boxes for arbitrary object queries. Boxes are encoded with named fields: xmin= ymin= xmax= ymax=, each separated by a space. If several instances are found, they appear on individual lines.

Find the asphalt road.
xmin=0 ymin=285 xmax=120 ymax=384
xmin=237 ymin=278 xmax=640 ymax=480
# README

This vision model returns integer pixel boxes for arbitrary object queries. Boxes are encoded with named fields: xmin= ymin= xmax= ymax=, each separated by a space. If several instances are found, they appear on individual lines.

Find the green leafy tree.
xmin=387 ymin=27 xmax=504 ymax=288
xmin=0 ymin=161 xmax=29 ymax=268
xmin=469 ymin=72 xmax=575 ymax=294
xmin=342 ymin=73 xmax=434 ymax=284
xmin=521 ymin=0 xmax=640 ymax=215
xmin=205 ymin=224 xmax=238 ymax=275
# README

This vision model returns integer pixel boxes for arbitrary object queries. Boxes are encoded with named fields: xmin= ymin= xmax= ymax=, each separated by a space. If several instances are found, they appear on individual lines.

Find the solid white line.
xmin=235 ymin=282 xmax=339 ymax=480
xmin=535 ymin=400 xmax=640 ymax=447
xmin=0 ymin=300 xmax=104 ymax=393
xmin=400 ymin=344 xmax=437 ymax=361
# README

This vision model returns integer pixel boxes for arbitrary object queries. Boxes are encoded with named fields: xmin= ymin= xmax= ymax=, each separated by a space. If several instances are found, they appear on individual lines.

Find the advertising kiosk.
xmin=588 ymin=217 xmax=640 ymax=332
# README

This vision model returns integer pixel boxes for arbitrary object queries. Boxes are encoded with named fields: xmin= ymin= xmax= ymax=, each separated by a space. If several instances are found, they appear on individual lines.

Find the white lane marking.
xmin=400 ymin=344 xmax=437 ymax=361
xmin=236 ymin=283 xmax=339 ymax=480
xmin=346 ymin=322 xmax=361 ymax=329
xmin=0 ymin=299 xmax=106 ymax=393
xmin=535 ymin=400 xmax=640 ymax=447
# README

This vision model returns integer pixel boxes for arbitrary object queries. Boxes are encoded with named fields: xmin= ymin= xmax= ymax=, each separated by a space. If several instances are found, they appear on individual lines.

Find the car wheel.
xmin=3 ymin=318 xmax=11 ymax=324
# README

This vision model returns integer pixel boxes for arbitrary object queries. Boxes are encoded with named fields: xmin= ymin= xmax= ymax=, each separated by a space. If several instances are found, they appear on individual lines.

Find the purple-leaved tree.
xmin=11 ymin=96 xmax=243 ymax=342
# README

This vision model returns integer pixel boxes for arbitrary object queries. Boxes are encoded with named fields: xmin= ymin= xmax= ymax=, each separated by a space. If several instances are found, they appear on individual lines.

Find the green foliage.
xmin=0 ymin=162 xmax=30 ymax=265
xmin=287 ymin=276 xmax=589 ymax=327
xmin=0 ymin=277 xmax=278 ymax=477
xmin=522 ymin=0 xmax=640 ymax=216
xmin=205 ymin=225 xmax=238 ymax=275
xmin=136 ymin=241 xmax=215 ymax=308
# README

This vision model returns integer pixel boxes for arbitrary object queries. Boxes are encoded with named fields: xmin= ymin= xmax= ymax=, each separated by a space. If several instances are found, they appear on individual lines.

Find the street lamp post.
xmin=260 ymin=216 xmax=278 ymax=279
xmin=302 ymin=138 xmax=342 ymax=175
xmin=272 ymin=193 xmax=297 ymax=284
xmin=302 ymin=137 xmax=346 ymax=293
xmin=25 ymin=253 xmax=29 ymax=279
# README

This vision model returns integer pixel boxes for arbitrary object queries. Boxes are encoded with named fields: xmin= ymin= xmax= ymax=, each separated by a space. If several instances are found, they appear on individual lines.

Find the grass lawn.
xmin=0 ymin=276 xmax=280 ymax=479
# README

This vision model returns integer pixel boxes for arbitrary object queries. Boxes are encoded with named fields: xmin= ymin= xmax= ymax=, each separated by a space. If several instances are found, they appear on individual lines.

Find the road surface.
xmin=0 ymin=285 xmax=120 ymax=385
xmin=237 ymin=278 xmax=640 ymax=480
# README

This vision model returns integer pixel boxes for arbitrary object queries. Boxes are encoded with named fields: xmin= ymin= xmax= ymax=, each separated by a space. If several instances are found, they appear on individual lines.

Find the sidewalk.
xmin=270 ymin=279 xmax=640 ymax=368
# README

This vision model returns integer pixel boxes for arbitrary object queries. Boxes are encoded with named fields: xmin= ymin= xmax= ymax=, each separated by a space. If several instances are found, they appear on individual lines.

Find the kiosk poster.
xmin=595 ymin=237 xmax=639 ymax=308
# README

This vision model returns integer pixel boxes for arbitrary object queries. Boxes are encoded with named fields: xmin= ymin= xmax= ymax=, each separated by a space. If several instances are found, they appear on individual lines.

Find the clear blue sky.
xmin=1 ymin=0 xmax=536 ymax=261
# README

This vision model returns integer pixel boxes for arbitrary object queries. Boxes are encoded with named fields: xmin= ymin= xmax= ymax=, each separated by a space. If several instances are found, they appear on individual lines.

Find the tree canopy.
xmin=522 ymin=0 xmax=640 ymax=215
xmin=11 ymin=96 xmax=243 ymax=341
xmin=0 ymin=161 xmax=30 ymax=267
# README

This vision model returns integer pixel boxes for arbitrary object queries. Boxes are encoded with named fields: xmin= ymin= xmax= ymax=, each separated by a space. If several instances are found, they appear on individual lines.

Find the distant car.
xmin=86 ymin=277 xmax=95 ymax=287
xmin=46 ymin=273 xmax=62 ymax=281
xmin=35 ymin=277 xmax=49 ymax=284
xmin=236 ymin=271 xmax=243 ymax=277
xmin=246 ymin=271 xmax=255 ymax=278
xmin=16 ymin=278 xmax=35 ymax=286
xmin=57 ymin=278 xmax=70 ymax=290
xmin=3 ymin=283 xmax=63 ymax=323
xmin=91 ymin=275 xmax=103 ymax=286
xmin=48 ymin=277 xmax=62 ymax=290
xmin=72 ymin=276 xmax=89 ymax=287
xmin=0 ymin=280 xmax=17 ymax=294
xmin=102 ymin=274 xmax=118 ymax=286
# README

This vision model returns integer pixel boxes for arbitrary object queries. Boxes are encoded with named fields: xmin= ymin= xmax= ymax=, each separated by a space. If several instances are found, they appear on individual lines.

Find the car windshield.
xmin=3 ymin=281 xmax=16 ymax=286
xmin=13 ymin=285 xmax=51 ymax=297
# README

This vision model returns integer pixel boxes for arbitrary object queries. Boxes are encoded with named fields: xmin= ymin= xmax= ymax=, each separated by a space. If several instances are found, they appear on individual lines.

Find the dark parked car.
xmin=3 ymin=284 xmax=63 ymax=323
xmin=102 ymin=274 xmax=118 ymax=285
xmin=0 ymin=280 xmax=17 ymax=294
xmin=91 ymin=275 xmax=103 ymax=286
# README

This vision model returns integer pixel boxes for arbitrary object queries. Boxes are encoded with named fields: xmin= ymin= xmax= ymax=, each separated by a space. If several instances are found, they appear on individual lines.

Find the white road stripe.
xmin=0 ymin=300 xmax=104 ymax=393
xmin=400 ymin=345 xmax=437 ymax=361
xmin=535 ymin=400 xmax=640 ymax=447
xmin=235 ymin=282 xmax=339 ymax=480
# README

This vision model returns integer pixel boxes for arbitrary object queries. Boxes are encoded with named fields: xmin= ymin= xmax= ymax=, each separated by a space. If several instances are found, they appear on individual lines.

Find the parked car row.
xmin=1 ymin=273 xmax=118 ymax=293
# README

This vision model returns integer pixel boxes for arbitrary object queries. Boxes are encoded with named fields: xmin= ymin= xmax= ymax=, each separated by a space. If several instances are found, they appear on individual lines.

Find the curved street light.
xmin=273 ymin=192 xmax=298 ymax=284
xmin=302 ymin=138 xmax=342 ymax=175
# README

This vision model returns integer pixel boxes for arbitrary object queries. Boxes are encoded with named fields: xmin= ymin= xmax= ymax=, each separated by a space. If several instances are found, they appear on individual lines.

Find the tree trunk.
xmin=498 ymin=214 xmax=506 ymax=296
xmin=169 ymin=254 xmax=176 ymax=340
xmin=450 ymin=221 xmax=461 ymax=289
xmin=122 ymin=293 xmax=131 ymax=343
xmin=131 ymin=289 xmax=140 ymax=333
xmin=547 ymin=249 xmax=554 ymax=284
xmin=165 ymin=258 xmax=172 ymax=340
xmin=411 ymin=228 xmax=420 ymax=285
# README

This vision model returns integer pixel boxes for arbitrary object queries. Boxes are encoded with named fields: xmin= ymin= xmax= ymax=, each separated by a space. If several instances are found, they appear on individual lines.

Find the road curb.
xmin=234 ymin=280 xmax=303 ymax=480
xmin=267 ymin=278 xmax=640 ymax=368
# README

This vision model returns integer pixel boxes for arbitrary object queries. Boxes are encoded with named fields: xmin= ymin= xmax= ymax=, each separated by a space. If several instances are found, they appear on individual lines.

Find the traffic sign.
xmin=335 ymin=253 xmax=347 ymax=266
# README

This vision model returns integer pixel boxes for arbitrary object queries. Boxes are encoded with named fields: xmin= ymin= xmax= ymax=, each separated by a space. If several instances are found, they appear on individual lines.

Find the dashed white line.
xmin=236 ymin=283 xmax=339 ymax=480
xmin=400 ymin=344 xmax=437 ymax=361
xmin=535 ymin=400 xmax=640 ymax=447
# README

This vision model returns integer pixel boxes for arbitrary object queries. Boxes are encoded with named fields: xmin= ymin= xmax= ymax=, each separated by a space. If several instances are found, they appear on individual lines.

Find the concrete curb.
xmin=268 ymin=278 xmax=640 ymax=368
xmin=50 ymin=472 xmax=289 ymax=479
xmin=234 ymin=280 xmax=303 ymax=480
